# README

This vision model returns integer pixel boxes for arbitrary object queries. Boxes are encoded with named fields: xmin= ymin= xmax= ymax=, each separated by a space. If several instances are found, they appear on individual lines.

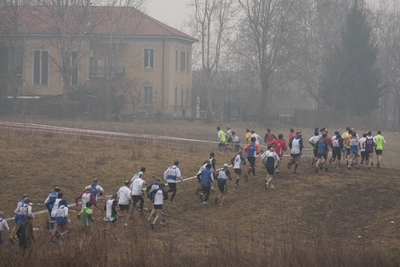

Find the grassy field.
xmin=0 ymin=118 xmax=400 ymax=266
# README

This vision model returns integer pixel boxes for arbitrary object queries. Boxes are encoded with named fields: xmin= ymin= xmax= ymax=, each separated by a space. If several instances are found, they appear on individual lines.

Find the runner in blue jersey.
xmin=244 ymin=137 xmax=261 ymax=179
xmin=164 ymin=161 xmax=183 ymax=204
xmin=348 ymin=132 xmax=360 ymax=169
xmin=315 ymin=133 xmax=329 ymax=173
xmin=365 ymin=131 xmax=375 ymax=169
xmin=200 ymin=164 xmax=214 ymax=205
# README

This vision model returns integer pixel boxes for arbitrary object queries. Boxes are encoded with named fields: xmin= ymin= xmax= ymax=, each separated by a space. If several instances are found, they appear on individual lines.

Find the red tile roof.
xmin=0 ymin=5 xmax=196 ymax=42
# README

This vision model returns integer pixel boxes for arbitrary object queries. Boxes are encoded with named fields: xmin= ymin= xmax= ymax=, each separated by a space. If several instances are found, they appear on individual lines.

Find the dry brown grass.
xmin=0 ymin=119 xmax=400 ymax=266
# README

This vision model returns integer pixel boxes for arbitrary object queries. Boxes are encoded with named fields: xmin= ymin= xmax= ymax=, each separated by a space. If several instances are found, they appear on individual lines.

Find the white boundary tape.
xmin=4 ymin=166 xmax=230 ymax=222
xmin=1 ymin=121 xmax=316 ymax=221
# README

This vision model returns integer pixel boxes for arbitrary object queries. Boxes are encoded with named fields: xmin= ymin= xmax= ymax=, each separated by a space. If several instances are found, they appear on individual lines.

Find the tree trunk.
xmin=62 ymin=75 xmax=70 ymax=115
xmin=105 ymin=76 xmax=111 ymax=118
xmin=205 ymin=71 xmax=213 ymax=123
xmin=259 ymin=75 xmax=269 ymax=124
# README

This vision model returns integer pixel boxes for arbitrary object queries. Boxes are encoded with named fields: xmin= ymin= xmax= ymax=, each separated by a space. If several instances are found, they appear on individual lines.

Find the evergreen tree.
xmin=321 ymin=0 xmax=381 ymax=116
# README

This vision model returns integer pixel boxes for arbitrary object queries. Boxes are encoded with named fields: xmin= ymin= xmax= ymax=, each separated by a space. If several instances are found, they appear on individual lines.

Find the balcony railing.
xmin=89 ymin=66 xmax=125 ymax=77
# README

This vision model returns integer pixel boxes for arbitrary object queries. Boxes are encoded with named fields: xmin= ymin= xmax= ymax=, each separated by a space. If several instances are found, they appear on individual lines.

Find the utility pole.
xmin=228 ymin=77 xmax=231 ymax=122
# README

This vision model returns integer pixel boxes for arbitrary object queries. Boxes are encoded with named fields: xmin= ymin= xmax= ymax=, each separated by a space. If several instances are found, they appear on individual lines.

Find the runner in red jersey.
xmin=268 ymin=134 xmax=287 ymax=173
xmin=288 ymin=128 xmax=295 ymax=143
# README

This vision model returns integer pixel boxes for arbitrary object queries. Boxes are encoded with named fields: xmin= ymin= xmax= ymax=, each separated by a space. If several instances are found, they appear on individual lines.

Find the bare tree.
xmin=0 ymin=1 xmax=31 ymax=114
xmin=37 ymin=0 xmax=96 ymax=114
xmin=190 ymin=0 xmax=234 ymax=121
xmin=287 ymin=0 xmax=350 ymax=110
xmin=100 ymin=0 xmax=145 ymax=118
xmin=375 ymin=0 xmax=400 ymax=128
xmin=237 ymin=0 xmax=298 ymax=123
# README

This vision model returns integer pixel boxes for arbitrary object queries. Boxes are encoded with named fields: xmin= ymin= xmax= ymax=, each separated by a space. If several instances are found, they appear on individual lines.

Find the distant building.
xmin=0 ymin=5 xmax=196 ymax=117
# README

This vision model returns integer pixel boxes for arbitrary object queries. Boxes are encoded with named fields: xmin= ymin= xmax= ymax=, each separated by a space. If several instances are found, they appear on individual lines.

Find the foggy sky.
xmin=146 ymin=0 xmax=382 ymax=30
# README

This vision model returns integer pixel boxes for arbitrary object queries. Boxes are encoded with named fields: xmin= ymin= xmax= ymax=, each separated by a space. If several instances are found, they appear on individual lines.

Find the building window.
xmin=71 ymin=51 xmax=78 ymax=85
xmin=186 ymin=88 xmax=189 ymax=108
xmin=176 ymin=50 xmax=179 ymax=71
xmin=175 ymin=86 xmax=178 ymax=108
xmin=186 ymin=52 xmax=190 ymax=74
xmin=143 ymin=48 xmax=154 ymax=69
xmin=0 ymin=47 xmax=23 ymax=76
xmin=181 ymin=87 xmax=184 ymax=107
xmin=181 ymin=51 xmax=185 ymax=71
xmin=33 ymin=50 xmax=48 ymax=85
xmin=143 ymin=85 xmax=154 ymax=105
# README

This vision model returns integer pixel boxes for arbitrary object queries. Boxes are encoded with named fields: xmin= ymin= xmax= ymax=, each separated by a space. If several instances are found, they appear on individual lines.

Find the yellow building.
xmin=0 ymin=5 xmax=196 ymax=117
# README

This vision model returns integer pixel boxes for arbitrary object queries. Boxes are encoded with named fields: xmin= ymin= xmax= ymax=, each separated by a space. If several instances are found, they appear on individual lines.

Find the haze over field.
xmin=146 ymin=0 xmax=383 ymax=29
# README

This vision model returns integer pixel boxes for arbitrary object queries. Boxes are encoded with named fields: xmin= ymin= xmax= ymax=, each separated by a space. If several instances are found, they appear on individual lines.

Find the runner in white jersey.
xmin=215 ymin=164 xmax=232 ymax=206
xmin=14 ymin=198 xmax=34 ymax=226
xmin=130 ymin=175 xmax=147 ymax=215
xmin=232 ymin=131 xmax=240 ymax=151
xmin=164 ymin=161 xmax=183 ymax=204
xmin=0 ymin=211 xmax=9 ymax=246
xmin=230 ymin=150 xmax=246 ymax=188
xmin=100 ymin=194 xmax=118 ymax=240
xmin=51 ymin=204 xmax=69 ymax=242
xmin=117 ymin=181 xmax=131 ymax=227
xmin=309 ymin=131 xmax=320 ymax=165
xmin=50 ymin=193 xmax=67 ymax=218
xmin=251 ymin=130 xmax=262 ymax=145
xmin=131 ymin=167 xmax=146 ymax=183
xmin=149 ymin=184 xmax=168 ymax=229
xmin=226 ymin=126 xmax=234 ymax=149
xmin=288 ymin=132 xmax=303 ymax=174
xmin=75 ymin=187 xmax=97 ymax=210
xmin=10 ymin=194 xmax=27 ymax=242
xmin=84 ymin=178 xmax=105 ymax=205
xmin=359 ymin=133 xmax=367 ymax=166
xmin=261 ymin=148 xmax=279 ymax=189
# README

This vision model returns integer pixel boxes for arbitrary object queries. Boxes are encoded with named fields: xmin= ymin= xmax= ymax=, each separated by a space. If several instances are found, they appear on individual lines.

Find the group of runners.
xmin=308 ymin=127 xmax=386 ymax=172
xmin=217 ymin=125 xmax=387 ymax=191
xmin=0 ymin=162 xmax=185 ymax=249
xmin=0 ymin=125 xmax=387 ymax=249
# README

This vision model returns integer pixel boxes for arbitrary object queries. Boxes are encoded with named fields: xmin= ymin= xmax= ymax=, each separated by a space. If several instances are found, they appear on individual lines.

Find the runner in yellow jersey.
xmin=342 ymin=130 xmax=353 ymax=165
xmin=373 ymin=131 xmax=386 ymax=168
xmin=217 ymin=126 xmax=227 ymax=151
